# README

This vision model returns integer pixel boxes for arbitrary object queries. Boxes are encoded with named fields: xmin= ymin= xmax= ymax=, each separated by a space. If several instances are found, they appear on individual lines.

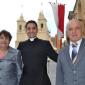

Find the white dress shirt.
xmin=69 ymin=39 xmax=82 ymax=60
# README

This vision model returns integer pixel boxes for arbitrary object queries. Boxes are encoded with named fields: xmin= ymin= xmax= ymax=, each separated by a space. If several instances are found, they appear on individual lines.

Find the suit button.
xmin=0 ymin=68 xmax=2 ymax=70
xmin=73 ymin=70 xmax=76 ymax=74
xmin=74 ymin=79 xmax=77 ymax=81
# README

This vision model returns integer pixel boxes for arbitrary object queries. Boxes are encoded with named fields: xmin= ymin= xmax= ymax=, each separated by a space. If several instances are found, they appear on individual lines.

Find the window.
xmin=78 ymin=1 xmax=81 ymax=13
xmin=41 ymin=23 xmax=43 ymax=28
xmin=19 ymin=25 xmax=22 ymax=31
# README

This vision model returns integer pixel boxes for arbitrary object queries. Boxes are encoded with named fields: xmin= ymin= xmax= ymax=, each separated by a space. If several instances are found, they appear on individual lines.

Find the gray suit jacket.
xmin=0 ymin=47 xmax=22 ymax=85
xmin=56 ymin=38 xmax=85 ymax=85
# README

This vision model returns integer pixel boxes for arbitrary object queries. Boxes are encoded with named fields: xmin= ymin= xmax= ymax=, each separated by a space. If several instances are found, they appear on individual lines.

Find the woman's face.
xmin=0 ymin=34 xmax=10 ymax=49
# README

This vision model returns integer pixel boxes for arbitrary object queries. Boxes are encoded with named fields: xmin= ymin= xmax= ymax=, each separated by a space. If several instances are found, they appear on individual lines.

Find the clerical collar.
xmin=29 ymin=37 xmax=36 ymax=42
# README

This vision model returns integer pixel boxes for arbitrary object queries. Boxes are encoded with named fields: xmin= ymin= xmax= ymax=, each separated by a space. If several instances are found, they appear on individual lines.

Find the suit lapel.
xmin=74 ymin=39 xmax=85 ymax=66
xmin=65 ymin=45 xmax=73 ymax=69
xmin=64 ymin=39 xmax=85 ymax=68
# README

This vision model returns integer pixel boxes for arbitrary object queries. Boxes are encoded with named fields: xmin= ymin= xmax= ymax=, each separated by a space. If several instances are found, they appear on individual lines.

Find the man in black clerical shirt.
xmin=18 ymin=20 xmax=58 ymax=85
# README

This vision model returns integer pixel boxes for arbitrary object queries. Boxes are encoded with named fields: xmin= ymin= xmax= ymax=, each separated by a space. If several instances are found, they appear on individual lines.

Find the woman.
xmin=0 ymin=30 xmax=22 ymax=85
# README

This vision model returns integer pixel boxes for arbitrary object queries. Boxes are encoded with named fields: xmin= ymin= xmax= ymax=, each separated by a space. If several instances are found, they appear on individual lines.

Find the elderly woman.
xmin=0 ymin=30 xmax=22 ymax=85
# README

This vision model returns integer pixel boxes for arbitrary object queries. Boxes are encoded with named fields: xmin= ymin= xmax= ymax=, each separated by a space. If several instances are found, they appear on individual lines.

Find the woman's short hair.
xmin=0 ymin=30 xmax=12 ymax=41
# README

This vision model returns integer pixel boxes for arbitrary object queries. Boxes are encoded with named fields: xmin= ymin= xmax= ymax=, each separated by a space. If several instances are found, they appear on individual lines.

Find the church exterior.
xmin=68 ymin=0 xmax=85 ymax=37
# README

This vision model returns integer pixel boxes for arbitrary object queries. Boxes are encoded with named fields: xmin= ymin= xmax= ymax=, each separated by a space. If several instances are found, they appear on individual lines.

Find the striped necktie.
xmin=72 ymin=43 xmax=77 ymax=61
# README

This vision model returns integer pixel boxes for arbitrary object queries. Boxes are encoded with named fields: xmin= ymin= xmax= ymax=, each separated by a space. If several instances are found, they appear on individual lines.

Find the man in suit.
xmin=18 ymin=20 xmax=58 ymax=85
xmin=56 ymin=19 xmax=85 ymax=85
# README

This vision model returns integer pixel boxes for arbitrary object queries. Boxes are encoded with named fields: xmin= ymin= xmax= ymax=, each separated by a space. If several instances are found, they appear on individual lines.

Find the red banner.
xmin=58 ymin=4 xmax=65 ymax=38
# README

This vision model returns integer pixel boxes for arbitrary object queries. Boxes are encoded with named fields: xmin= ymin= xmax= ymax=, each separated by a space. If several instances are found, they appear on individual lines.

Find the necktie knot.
xmin=72 ymin=43 xmax=77 ymax=47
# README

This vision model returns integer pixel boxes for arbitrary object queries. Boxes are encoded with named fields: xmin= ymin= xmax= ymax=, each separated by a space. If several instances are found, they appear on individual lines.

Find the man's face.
xmin=67 ymin=20 xmax=82 ymax=43
xmin=25 ymin=23 xmax=38 ymax=38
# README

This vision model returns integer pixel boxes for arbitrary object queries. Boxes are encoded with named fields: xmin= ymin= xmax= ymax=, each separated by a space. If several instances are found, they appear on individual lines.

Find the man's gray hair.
xmin=66 ymin=19 xmax=83 ymax=43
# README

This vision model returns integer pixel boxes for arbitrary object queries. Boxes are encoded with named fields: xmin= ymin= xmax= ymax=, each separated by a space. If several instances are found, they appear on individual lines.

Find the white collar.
xmin=29 ymin=37 xmax=36 ymax=42
xmin=70 ymin=39 xmax=82 ymax=46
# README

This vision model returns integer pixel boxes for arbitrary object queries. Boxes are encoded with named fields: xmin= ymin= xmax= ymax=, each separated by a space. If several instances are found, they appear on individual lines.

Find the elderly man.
xmin=56 ymin=19 xmax=85 ymax=85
